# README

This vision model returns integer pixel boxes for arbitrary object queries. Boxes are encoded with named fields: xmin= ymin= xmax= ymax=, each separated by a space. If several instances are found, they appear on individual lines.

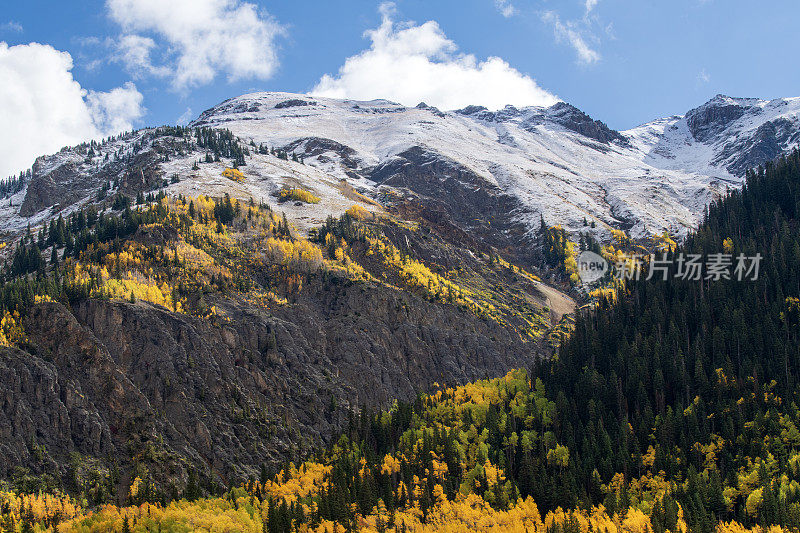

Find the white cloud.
xmin=1 ymin=21 xmax=23 ymax=33
xmin=177 ymin=107 xmax=193 ymax=126
xmin=114 ymin=34 xmax=170 ymax=78
xmin=77 ymin=36 xmax=102 ymax=47
xmin=83 ymin=58 xmax=104 ymax=72
xmin=311 ymin=3 xmax=558 ymax=111
xmin=697 ymin=68 xmax=710 ymax=84
xmin=0 ymin=42 xmax=144 ymax=179
xmin=542 ymin=11 xmax=600 ymax=65
xmin=106 ymin=0 xmax=284 ymax=90
xmin=585 ymin=0 xmax=599 ymax=15
xmin=494 ymin=0 xmax=517 ymax=18
xmin=86 ymin=82 xmax=145 ymax=134
xmin=604 ymin=21 xmax=616 ymax=40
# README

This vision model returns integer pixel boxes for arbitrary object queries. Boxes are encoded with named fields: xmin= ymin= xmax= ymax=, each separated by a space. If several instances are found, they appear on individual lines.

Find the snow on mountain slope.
xmin=192 ymin=92 xmax=800 ymax=240
xmin=161 ymin=151 xmax=382 ymax=231
xmin=626 ymin=95 xmax=800 ymax=180
xmin=3 ymin=92 xmax=799 ymax=256
xmin=0 ymin=126 xmax=384 ymax=244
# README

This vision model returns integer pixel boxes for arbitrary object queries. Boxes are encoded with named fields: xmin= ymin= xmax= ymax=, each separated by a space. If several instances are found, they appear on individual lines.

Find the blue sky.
xmin=1 ymin=0 xmax=798 ymax=179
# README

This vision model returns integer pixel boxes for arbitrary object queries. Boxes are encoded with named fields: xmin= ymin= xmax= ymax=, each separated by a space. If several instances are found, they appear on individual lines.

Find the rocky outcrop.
xmin=685 ymin=95 xmax=752 ymax=143
xmin=716 ymin=117 xmax=800 ymax=176
xmin=542 ymin=102 xmax=628 ymax=145
xmin=457 ymin=102 xmax=627 ymax=146
xmin=275 ymin=99 xmax=314 ymax=109
xmin=369 ymin=146 xmax=536 ymax=265
xmin=20 ymin=141 xmax=165 ymax=217
xmin=283 ymin=137 xmax=361 ymax=170
xmin=20 ymin=158 xmax=84 ymax=216
xmin=0 ymin=303 xmax=158 ymax=482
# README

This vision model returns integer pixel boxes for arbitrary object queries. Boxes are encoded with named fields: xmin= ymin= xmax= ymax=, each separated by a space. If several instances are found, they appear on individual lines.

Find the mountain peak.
xmin=705 ymin=93 xmax=762 ymax=107
xmin=684 ymin=94 xmax=766 ymax=143
xmin=542 ymin=102 xmax=627 ymax=145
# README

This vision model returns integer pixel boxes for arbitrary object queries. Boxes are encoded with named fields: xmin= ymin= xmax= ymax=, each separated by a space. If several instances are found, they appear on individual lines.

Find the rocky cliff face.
xmin=685 ymin=96 xmax=754 ymax=143
xmin=0 ymin=303 xmax=158 ymax=487
xmin=627 ymin=95 xmax=800 ymax=184
xmin=369 ymin=146 xmax=535 ymax=264
xmin=1 ymin=271 xmax=540 ymax=493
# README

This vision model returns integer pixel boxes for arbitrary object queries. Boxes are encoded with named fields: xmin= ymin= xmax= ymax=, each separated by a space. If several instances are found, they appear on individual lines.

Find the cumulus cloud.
xmin=311 ymin=3 xmax=558 ymax=111
xmin=106 ymin=0 xmax=284 ymax=89
xmin=542 ymin=11 xmax=601 ymax=65
xmin=86 ymin=82 xmax=145 ymax=134
xmin=0 ymin=41 xmax=144 ymax=179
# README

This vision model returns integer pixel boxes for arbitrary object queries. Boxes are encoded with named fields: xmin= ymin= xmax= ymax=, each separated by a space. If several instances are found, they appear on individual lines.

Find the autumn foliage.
xmin=222 ymin=167 xmax=246 ymax=182
xmin=279 ymin=187 xmax=321 ymax=204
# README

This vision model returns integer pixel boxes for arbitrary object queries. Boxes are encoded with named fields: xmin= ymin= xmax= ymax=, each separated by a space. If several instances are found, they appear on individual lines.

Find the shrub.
xmin=278 ymin=187 xmax=321 ymax=204
xmin=221 ymin=168 xmax=246 ymax=183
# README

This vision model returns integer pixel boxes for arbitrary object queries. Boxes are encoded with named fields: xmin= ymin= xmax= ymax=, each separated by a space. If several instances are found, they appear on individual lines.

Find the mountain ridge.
xmin=2 ymin=91 xmax=800 ymax=275
xmin=189 ymin=91 xmax=800 ymax=241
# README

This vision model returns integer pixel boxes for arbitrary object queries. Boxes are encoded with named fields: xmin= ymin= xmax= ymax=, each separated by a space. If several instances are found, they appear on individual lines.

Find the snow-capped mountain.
xmin=3 ymin=92 xmax=799 ymax=258
xmin=627 ymin=95 xmax=800 ymax=179
xmin=192 ymin=92 xmax=800 ymax=240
